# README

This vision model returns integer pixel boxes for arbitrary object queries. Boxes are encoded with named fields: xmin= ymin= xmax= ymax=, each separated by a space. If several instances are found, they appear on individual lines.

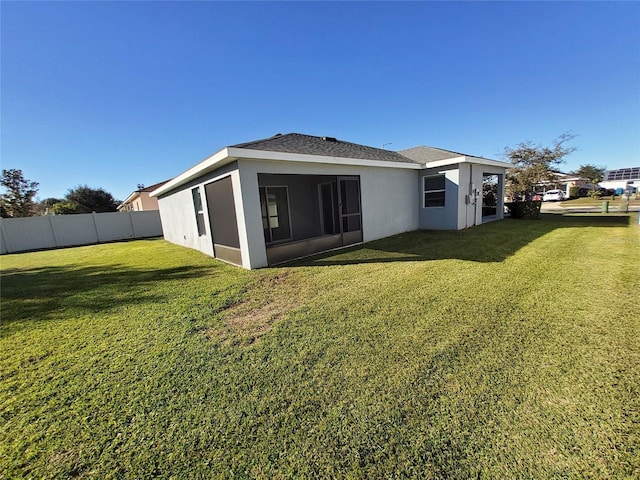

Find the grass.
xmin=560 ymin=196 xmax=640 ymax=208
xmin=1 ymin=213 xmax=639 ymax=479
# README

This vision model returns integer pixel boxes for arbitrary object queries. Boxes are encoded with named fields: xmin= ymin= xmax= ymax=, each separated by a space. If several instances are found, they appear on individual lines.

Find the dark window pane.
xmin=425 ymin=191 xmax=445 ymax=207
xmin=424 ymin=175 xmax=445 ymax=191
xmin=196 ymin=212 xmax=206 ymax=236
xmin=192 ymin=187 xmax=202 ymax=211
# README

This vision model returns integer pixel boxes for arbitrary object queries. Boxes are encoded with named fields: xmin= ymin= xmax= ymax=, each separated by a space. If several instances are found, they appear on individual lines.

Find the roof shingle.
xmin=232 ymin=133 xmax=420 ymax=165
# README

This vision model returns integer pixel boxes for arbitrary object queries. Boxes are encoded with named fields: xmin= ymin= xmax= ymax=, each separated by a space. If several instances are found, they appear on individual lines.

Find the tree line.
xmin=0 ymin=169 xmax=120 ymax=218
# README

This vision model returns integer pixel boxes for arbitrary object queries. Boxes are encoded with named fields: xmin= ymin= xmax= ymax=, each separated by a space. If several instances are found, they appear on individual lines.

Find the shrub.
xmin=506 ymin=200 xmax=542 ymax=219
xmin=590 ymin=189 xmax=603 ymax=199
xmin=569 ymin=186 xmax=580 ymax=198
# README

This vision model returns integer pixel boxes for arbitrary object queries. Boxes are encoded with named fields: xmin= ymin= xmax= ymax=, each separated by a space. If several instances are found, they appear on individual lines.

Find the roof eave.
xmin=424 ymin=156 xmax=511 ymax=169
xmin=150 ymin=147 xmax=235 ymax=197
xmin=151 ymin=147 xmax=422 ymax=197
xmin=118 ymin=191 xmax=141 ymax=208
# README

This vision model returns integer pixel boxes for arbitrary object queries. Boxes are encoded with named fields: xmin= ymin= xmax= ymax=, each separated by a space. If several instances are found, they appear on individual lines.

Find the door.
xmin=337 ymin=176 xmax=362 ymax=245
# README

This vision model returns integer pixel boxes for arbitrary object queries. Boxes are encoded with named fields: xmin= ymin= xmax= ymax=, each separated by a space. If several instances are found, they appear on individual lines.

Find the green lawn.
xmin=560 ymin=196 xmax=640 ymax=208
xmin=1 ymin=213 xmax=639 ymax=479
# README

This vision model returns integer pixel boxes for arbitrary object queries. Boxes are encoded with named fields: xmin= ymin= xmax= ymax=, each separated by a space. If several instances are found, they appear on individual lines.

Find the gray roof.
xmin=398 ymin=146 xmax=472 ymax=163
xmin=232 ymin=133 xmax=420 ymax=165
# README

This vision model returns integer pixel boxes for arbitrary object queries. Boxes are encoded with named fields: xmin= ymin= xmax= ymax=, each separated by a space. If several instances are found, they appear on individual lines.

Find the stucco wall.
xmin=419 ymin=165 xmax=461 ymax=230
xmin=139 ymin=193 xmax=160 ymax=211
xmin=157 ymin=162 xmax=239 ymax=260
xmin=419 ymin=163 xmax=505 ymax=230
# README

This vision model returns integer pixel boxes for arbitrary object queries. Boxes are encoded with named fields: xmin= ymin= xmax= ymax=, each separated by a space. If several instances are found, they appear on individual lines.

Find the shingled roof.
xmin=398 ymin=146 xmax=470 ymax=163
xmin=232 ymin=133 xmax=420 ymax=165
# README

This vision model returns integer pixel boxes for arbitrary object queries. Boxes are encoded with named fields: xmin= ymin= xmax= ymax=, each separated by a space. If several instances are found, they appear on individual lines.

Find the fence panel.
xmin=53 ymin=214 xmax=99 ymax=247
xmin=0 ymin=216 xmax=57 ymax=253
xmin=0 ymin=211 xmax=163 ymax=254
xmin=95 ymin=212 xmax=134 ymax=243
xmin=130 ymin=211 xmax=164 ymax=238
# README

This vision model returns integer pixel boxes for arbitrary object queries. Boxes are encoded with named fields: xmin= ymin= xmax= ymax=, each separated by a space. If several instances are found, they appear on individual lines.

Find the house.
xmin=117 ymin=180 xmax=170 ymax=212
xmin=600 ymin=167 xmax=640 ymax=194
xmin=532 ymin=171 xmax=590 ymax=198
xmin=151 ymin=133 xmax=510 ymax=269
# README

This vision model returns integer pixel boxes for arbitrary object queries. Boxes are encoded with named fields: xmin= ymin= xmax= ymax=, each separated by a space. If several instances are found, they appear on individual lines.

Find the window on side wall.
xmin=423 ymin=175 xmax=446 ymax=207
xmin=192 ymin=187 xmax=206 ymax=236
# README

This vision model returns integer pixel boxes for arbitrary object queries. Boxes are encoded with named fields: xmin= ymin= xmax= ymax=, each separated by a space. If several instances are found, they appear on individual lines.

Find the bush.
xmin=506 ymin=200 xmax=542 ymax=219
xmin=569 ymin=186 xmax=580 ymax=198
xmin=590 ymin=189 xmax=603 ymax=199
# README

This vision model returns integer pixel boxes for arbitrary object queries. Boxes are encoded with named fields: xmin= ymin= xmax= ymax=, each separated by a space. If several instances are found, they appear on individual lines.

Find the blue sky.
xmin=2 ymin=1 xmax=639 ymax=202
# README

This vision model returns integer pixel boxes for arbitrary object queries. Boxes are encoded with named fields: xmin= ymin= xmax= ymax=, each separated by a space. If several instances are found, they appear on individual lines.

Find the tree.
xmin=33 ymin=197 xmax=64 ymax=216
xmin=504 ymin=133 xmax=577 ymax=200
xmin=50 ymin=201 xmax=80 ymax=215
xmin=572 ymin=164 xmax=606 ymax=194
xmin=0 ymin=169 xmax=39 ymax=217
xmin=63 ymin=185 xmax=119 ymax=213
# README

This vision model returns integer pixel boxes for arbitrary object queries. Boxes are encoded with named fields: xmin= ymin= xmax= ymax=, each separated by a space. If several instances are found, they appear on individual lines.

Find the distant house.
xmin=534 ymin=171 xmax=590 ymax=198
xmin=151 ymin=133 xmax=510 ymax=269
xmin=118 ymin=180 xmax=170 ymax=212
xmin=600 ymin=167 xmax=640 ymax=193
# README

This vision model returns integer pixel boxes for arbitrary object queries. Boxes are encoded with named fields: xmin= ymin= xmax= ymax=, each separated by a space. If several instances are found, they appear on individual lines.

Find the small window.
xmin=423 ymin=175 xmax=446 ymax=208
xmin=192 ymin=187 xmax=206 ymax=236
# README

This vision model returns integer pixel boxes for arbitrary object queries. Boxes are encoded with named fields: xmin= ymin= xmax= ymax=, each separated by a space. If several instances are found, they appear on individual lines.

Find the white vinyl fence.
xmin=0 ymin=211 xmax=163 ymax=254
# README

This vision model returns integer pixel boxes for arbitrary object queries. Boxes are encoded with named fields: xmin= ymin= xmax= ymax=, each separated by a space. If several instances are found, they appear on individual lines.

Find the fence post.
xmin=128 ymin=211 xmax=137 ymax=238
xmin=92 ymin=212 xmax=101 ymax=243
xmin=48 ymin=214 xmax=60 ymax=248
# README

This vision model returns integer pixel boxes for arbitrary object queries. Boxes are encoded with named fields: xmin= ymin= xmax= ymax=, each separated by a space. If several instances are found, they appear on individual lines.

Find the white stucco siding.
xmin=157 ymin=163 xmax=240 ymax=260
xmin=157 ymin=185 xmax=215 ymax=257
xmin=460 ymin=163 xmax=507 ymax=229
xmin=359 ymin=167 xmax=419 ymax=242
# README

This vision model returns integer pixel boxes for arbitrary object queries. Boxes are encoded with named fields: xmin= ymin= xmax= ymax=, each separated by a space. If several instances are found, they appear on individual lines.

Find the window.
xmin=192 ymin=187 xmax=206 ymax=236
xmin=423 ymin=175 xmax=446 ymax=207
xmin=259 ymin=186 xmax=291 ymax=243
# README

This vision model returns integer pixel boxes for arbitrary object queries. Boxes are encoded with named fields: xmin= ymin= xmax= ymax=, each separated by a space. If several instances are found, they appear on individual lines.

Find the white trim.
xmin=424 ymin=156 xmax=511 ymax=169
xmin=117 ymin=191 xmax=141 ymax=210
xmin=151 ymin=148 xmax=234 ymax=198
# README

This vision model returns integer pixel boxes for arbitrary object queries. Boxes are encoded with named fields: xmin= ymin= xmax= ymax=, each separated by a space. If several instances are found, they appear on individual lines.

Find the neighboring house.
xmin=534 ymin=171 xmax=590 ymax=198
xmin=151 ymin=133 xmax=510 ymax=269
xmin=600 ymin=167 xmax=640 ymax=193
xmin=118 ymin=180 xmax=170 ymax=212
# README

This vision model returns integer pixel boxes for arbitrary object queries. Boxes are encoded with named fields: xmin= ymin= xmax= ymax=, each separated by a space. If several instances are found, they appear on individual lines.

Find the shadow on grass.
xmin=0 ymin=264 xmax=216 ymax=326
xmin=288 ymin=213 xmax=633 ymax=267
